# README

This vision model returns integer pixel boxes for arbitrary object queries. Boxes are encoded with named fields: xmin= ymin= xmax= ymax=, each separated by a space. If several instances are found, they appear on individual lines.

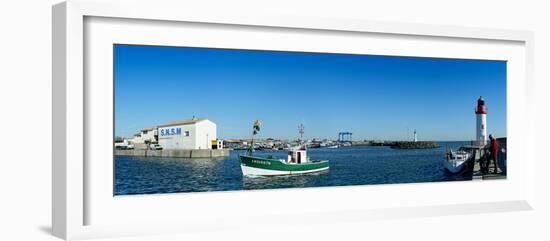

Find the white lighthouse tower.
xmin=475 ymin=96 xmax=488 ymax=146
xmin=413 ymin=129 xmax=418 ymax=142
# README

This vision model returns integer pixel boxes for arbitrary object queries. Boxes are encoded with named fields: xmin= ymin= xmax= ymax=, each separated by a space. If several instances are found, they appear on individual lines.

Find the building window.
xmin=184 ymin=131 xmax=190 ymax=136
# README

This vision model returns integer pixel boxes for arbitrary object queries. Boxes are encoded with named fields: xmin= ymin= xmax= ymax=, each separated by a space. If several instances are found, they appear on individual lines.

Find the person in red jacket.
xmin=489 ymin=134 xmax=499 ymax=174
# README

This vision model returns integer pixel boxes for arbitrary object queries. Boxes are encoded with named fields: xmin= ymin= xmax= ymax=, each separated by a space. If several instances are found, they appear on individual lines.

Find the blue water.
xmin=114 ymin=142 xmax=472 ymax=195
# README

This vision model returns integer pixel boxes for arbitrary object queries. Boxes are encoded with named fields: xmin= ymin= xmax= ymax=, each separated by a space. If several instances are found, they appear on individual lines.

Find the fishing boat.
xmin=443 ymin=148 xmax=471 ymax=174
xmin=239 ymin=121 xmax=330 ymax=176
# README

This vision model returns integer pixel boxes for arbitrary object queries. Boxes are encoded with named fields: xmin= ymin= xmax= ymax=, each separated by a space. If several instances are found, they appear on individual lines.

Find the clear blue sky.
xmin=114 ymin=44 xmax=506 ymax=141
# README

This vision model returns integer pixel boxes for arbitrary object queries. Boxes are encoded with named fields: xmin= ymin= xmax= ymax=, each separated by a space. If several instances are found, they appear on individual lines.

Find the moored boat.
xmin=443 ymin=148 xmax=471 ymax=174
xmin=340 ymin=142 xmax=352 ymax=147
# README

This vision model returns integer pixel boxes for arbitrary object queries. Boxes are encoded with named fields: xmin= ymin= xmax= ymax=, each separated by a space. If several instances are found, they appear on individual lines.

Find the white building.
xmin=128 ymin=133 xmax=141 ymax=144
xmin=128 ymin=127 xmax=157 ymax=144
xmin=139 ymin=128 xmax=158 ymax=143
xmin=157 ymin=118 xmax=217 ymax=150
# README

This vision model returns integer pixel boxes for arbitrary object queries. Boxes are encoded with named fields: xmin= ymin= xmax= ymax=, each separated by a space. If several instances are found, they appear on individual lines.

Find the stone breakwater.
xmin=115 ymin=149 xmax=230 ymax=158
xmin=390 ymin=141 xmax=440 ymax=149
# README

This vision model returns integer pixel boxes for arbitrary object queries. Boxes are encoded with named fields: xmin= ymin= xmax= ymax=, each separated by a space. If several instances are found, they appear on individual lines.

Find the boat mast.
xmin=298 ymin=123 xmax=305 ymax=149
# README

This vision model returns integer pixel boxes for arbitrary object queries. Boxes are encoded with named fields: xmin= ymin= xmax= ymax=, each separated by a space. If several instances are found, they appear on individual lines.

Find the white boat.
xmin=325 ymin=145 xmax=339 ymax=149
xmin=443 ymin=149 xmax=471 ymax=174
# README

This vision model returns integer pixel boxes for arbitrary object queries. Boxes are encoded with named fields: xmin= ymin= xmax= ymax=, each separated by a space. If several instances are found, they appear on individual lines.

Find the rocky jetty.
xmin=390 ymin=141 xmax=439 ymax=149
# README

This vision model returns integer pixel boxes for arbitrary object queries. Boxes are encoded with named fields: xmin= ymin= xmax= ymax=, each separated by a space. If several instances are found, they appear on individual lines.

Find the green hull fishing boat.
xmin=239 ymin=121 xmax=330 ymax=177
xmin=239 ymin=154 xmax=330 ymax=176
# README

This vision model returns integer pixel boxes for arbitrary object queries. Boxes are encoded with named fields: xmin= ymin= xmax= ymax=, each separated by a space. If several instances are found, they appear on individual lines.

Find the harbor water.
xmin=115 ymin=142 xmax=471 ymax=195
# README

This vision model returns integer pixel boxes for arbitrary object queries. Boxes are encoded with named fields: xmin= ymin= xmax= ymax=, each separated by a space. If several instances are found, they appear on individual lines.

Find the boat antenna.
xmin=298 ymin=123 xmax=306 ymax=149
xmin=249 ymin=120 xmax=261 ymax=154
xmin=298 ymin=123 xmax=304 ymax=140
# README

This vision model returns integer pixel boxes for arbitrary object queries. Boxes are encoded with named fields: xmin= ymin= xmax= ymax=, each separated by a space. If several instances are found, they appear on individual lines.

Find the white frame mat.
xmin=52 ymin=1 xmax=535 ymax=240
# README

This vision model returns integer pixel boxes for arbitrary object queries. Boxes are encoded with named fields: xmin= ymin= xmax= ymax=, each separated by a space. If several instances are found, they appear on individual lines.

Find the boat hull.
xmin=443 ymin=158 xmax=467 ymax=174
xmin=239 ymin=155 xmax=329 ymax=176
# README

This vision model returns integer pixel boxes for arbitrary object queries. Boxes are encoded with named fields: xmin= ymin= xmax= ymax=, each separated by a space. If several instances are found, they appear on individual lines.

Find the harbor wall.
xmin=115 ymin=149 xmax=230 ymax=158
xmin=390 ymin=141 xmax=439 ymax=149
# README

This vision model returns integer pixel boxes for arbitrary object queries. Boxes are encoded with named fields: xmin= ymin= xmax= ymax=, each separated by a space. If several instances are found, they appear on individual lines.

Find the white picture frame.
xmin=52 ymin=0 xmax=535 ymax=240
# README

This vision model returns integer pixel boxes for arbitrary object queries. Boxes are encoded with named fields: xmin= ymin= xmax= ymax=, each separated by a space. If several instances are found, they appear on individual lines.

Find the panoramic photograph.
xmin=113 ymin=44 xmax=507 ymax=195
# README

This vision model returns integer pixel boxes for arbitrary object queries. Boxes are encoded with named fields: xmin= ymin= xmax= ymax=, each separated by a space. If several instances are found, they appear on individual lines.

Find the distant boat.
xmin=341 ymin=142 xmax=352 ymax=147
xmin=308 ymin=143 xmax=321 ymax=148
xmin=325 ymin=145 xmax=339 ymax=149
xmin=443 ymin=149 xmax=471 ymax=174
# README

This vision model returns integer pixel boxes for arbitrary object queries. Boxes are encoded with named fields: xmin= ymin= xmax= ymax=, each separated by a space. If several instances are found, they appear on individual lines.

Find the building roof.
xmin=223 ymin=138 xmax=242 ymax=143
xmin=157 ymin=118 xmax=208 ymax=128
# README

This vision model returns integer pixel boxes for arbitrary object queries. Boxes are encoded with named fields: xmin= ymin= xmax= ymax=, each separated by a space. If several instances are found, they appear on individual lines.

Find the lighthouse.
xmin=413 ymin=129 xmax=417 ymax=142
xmin=475 ymin=96 xmax=488 ymax=146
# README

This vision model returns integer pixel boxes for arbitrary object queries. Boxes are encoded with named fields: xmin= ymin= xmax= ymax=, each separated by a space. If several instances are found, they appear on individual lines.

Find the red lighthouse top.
xmin=475 ymin=96 xmax=487 ymax=114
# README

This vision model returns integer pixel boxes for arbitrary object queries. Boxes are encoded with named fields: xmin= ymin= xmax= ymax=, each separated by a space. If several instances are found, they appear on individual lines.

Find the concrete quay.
xmin=462 ymin=138 xmax=507 ymax=180
xmin=115 ymin=149 xmax=230 ymax=158
xmin=470 ymin=148 xmax=506 ymax=180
